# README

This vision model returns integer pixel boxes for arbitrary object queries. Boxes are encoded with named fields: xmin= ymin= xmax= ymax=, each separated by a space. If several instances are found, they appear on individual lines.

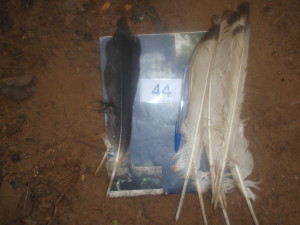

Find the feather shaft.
xmin=194 ymin=163 xmax=208 ymax=225
xmin=219 ymin=195 xmax=230 ymax=225
xmin=208 ymin=71 xmax=215 ymax=201
xmin=234 ymin=164 xmax=259 ymax=225
xmin=106 ymin=128 xmax=123 ymax=196
xmin=94 ymin=150 xmax=109 ymax=176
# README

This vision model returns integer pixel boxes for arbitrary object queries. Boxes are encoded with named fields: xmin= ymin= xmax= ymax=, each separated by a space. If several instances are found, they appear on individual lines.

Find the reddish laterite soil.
xmin=0 ymin=0 xmax=299 ymax=224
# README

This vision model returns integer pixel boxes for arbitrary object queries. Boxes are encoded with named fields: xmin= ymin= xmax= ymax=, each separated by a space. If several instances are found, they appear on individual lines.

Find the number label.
xmin=162 ymin=84 xmax=171 ymax=97
xmin=140 ymin=79 xmax=182 ymax=103
xmin=152 ymin=84 xmax=160 ymax=96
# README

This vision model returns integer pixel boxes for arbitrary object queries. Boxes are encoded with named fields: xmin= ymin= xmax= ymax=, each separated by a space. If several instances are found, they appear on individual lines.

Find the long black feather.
xmin=104 ymin=16 xmax=141 ymax=195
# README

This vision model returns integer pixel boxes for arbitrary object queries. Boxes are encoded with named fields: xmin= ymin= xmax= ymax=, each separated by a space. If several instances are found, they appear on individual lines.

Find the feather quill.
xmin=103 ymin=16 xmax=141 ymax=196
xmin=173 ymin=24 xmax=220 ymax=223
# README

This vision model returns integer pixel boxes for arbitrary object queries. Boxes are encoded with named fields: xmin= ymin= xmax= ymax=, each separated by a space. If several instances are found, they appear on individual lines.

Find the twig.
xmin=47 ymin=171 xmax=78 ymax=225
xmin=23 ymin=162 xmax=39 ymax=210
xmin=5 ymin=169 xmax=31 ymax=174
xmin=23 ymin=181 xmax=31 ymax=209
xmin=64 ymin=120 xmax=77 ymax=127
xmin=54 ymin=170 xmax=74 ymax=184
xmin=73 ymin=140 xmax=102 ymax=151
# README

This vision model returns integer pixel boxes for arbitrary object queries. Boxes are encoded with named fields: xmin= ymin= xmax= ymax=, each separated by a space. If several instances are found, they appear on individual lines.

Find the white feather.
xmin=205 ymin=14 xmax=233 ymax=203
xmin=211 ymin=10 xmax=248 ymax=201
xmin=210 ymin=7 xmax=259 ymax=224
xmin=174 ymin=26 xmax=219 ymax=223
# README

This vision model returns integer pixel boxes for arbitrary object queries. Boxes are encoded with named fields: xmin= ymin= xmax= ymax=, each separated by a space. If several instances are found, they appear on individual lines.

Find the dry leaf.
xmin=80 ymin=163 xmax=87 ymax=182
xmin=124 ymin=4 xmax=132 ymax=11
xmin=100 ymin=2 xmax=110 ymax=13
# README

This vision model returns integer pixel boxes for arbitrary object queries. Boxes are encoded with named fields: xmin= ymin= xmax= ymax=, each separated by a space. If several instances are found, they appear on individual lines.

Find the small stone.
xmin=41 ymin=202 xmax=52 ymax=209
xmin=113 ymin=220 xmax=119 ymax=225
xmin=45 ymin=148 xmax=56 ymax=154
xmin=83 ymin=33 xmax=92 ymax=42
xmin=10 ymin=153 xmax=20 ymax=163
xmin=25 ymin=137 xmax=34 ymax=142
xmin=262 ymin=6 xmax=275 ymax=16
xmin=21 ymin=0 xmax=33 ymax=9
xmin=124 ymin=4 xmax=132 ymax=11
xmin=0 ymin=76 xmax=36 ymax=101
xmin=279 ymin=146 xmax=286 ymax=152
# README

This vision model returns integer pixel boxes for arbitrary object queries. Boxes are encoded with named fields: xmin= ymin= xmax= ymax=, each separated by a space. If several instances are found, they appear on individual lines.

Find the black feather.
xmin=104 ymin=16 xmax=140 ymax=191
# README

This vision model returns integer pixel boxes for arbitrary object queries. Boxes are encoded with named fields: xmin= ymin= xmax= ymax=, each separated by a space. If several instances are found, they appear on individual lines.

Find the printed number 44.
xmin=152 ymin=84 xmax=171 ymax=97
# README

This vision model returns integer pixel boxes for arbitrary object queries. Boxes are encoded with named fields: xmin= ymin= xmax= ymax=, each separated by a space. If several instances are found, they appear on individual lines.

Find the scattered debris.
xmin=47 ymin=170 xmax=78 ymax=225
xmin=131 ymin=4 xmax=167 ymax=32
xmin=124 ymin=4 xmax=132 ymax=12
xmin=100 ymin=2 xmax=110 ymax=13
xmin=132 ymin=5 xmax=145 ymax=22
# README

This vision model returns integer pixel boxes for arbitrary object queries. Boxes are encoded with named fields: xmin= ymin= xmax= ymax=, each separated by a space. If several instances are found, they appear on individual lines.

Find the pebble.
xmin=10 ymin=152 xmax=21 ymax=163
xmin=262 ymin=6 xmax=275 ymax=16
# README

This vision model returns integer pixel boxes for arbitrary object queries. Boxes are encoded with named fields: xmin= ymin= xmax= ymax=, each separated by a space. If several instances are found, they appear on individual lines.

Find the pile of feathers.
xmin=99 ymin=3 xmax=260 ymax=225
xmin=173 ymin=3 xmax=260 ymax=225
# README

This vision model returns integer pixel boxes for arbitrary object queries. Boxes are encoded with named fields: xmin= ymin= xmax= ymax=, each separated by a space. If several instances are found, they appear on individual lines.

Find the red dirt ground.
xmin=0 ymin=0 xmax=299 ymax=224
